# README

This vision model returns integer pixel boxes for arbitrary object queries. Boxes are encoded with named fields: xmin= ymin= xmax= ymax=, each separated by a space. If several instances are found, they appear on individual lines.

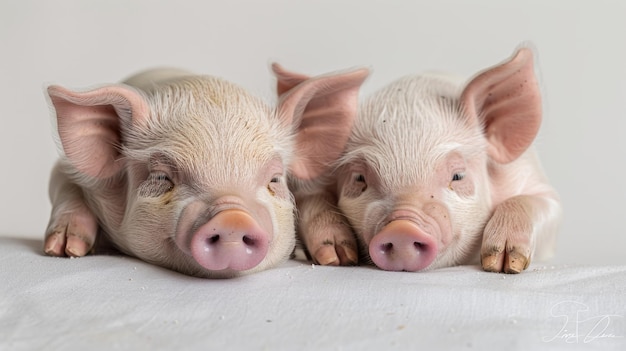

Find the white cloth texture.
xmin=1 ymin=236 xmax=624 ymax=350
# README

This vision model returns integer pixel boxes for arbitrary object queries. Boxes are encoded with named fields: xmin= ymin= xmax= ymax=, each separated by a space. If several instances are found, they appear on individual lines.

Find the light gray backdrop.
xmin=1 ymin=0 xmax=624 ymax=265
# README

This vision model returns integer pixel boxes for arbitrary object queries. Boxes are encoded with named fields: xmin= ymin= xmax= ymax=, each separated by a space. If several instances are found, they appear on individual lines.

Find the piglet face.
xmin=122 ymin=153 xmax=294 ymax=278
xmin=336 ymin=76 xmax=493 ymax=271
xmin=118 ymin=79 xmax=296 ymax=277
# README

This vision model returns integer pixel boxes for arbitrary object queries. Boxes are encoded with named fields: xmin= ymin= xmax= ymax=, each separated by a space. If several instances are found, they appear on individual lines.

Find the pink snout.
xmin=190 ymin=210 xmax=269 ymax=271
xmin=369 ymin=220 xmax=437 ymax=272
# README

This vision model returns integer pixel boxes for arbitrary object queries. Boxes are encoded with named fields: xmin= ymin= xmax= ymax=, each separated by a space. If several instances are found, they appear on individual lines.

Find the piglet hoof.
xmin=313 ymin=240 xmax=358 ymax=266
xmin=480 ymin=246 xmax=530 ymax=274
xmin=301 ymin=216 xmax=359 ymax=266
xmin=504 ymin=250 xmax=530 ymax=273
xmin=480 ymin=197 xmax=534 ymax=274
xmin=44 ymin=206 xmax=98 ymax=257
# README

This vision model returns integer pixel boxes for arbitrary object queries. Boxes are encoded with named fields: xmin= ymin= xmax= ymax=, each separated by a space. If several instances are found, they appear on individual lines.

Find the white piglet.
xmin=44 ymin=67 xmax=368 ymax=278
xmin=275 ymin=46 xmax=561 ymax=273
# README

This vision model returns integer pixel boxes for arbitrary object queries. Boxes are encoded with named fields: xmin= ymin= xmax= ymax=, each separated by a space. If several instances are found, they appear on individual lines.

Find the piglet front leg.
xmin=481 ymin=193 xmax=560 ymax=273
xmin=44 ymin=162 xmax=98 ymax=257
xmin=296 ymin=191 xmax=358 ymax=266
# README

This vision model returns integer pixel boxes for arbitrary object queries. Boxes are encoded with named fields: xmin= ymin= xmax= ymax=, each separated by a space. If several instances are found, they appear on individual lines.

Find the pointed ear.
xmin=460 ymin=47 xmax=542 ymax=164
xmin=274 ymin=65 xmax=369 ymax=180
xmin=272 ymin=63 xmax=311 ymax=96
xmin=47 ymin=84 xmax=150 ymax=179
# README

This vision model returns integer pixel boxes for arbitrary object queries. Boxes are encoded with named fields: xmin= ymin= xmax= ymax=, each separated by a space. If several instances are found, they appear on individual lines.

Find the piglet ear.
xmin=274 ymin=64 xmax=369 ymax=180
xmin=272 ymin=63 xmax=311 ymax=96
xmin=460 ymin=47 xmax=542 ymax=164
xmin=47 ymin=84 xmax=150 ymax=179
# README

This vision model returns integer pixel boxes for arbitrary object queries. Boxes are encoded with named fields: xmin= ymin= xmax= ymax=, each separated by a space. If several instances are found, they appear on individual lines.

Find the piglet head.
xmin=356 ymin=48 xmax=541 ymax=271
xmin=47 ymin=68 xmax=368 ymax=278
xmin=338 ymin=47 xmax=542 ymax=272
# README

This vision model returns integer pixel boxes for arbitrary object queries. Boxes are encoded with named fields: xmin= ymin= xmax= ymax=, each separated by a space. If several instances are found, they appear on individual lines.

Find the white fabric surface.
xmin=1 ymin=236 xmax=625 ymax=351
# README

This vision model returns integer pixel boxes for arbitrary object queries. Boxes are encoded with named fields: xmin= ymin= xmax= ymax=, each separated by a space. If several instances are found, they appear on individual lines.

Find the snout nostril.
xmin=379 ymin=241 xmax=428 ymax=255
xmin=242 ymin=235 xmax=256 ymax=247
xmin=414 ymin=241 xmax=426 ymax=249
xmin=380 ymin=242 xmax=394 ymax=253
xmin=208 ymin=235 xmax=220 ymax=245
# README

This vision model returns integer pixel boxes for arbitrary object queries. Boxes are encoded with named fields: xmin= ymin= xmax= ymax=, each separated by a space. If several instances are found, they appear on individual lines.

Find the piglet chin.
xmin=368 ymin=220 xmax=438 ymax=272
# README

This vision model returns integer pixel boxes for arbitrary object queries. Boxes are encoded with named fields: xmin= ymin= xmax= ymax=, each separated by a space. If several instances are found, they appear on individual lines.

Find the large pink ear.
xmin=47 ymin=84 xmax=150 ymax=179
xmin=273 ymin=64 xmax=369 ymax=180
xmin=272 ymin=63 xmax=311 ymax=96
xmin=460 ymin=47 xmax=542 ymax=164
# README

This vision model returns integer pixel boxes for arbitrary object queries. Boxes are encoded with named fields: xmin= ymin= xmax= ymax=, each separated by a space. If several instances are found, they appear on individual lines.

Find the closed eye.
xmin=155 ymin=173 xmax=171 ymax=182
xmin=138 ymin=171 xmax=174 ymax=197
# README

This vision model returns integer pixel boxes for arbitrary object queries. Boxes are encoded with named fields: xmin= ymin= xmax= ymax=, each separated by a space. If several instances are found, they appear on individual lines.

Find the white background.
xmin=1 ymin=0 xmax=624 ymax=265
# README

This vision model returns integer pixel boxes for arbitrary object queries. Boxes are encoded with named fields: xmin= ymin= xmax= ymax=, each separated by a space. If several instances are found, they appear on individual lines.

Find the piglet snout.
xmin=191 ymin=210 xmax=269 ymax=271
xmin=369 ymin=220 xmax=437 ymax=272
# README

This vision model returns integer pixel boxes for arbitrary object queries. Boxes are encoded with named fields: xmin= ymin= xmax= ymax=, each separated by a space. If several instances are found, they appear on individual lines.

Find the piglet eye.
xmin=354 ymin=173 xmax=367 ymax=193
xmin=155 ymin=174 xmax=171 ymax=182
xmin=267 ymin=175 xmax=281 ymax=196
xmin=452 ymin=172 xmax=465 ymax=182
xmin=139 ymin=171 xmax=174 ymax=197
xmin=344 ymin=171 xmax=368 ymax=198
xmin=267 ymin=175 xmax=285 ymax=197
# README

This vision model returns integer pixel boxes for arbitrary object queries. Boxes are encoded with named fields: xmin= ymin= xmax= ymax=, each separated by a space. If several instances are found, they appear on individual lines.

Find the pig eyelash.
xmin=341 ymin=173 xmax=368 ymax=198
xmin=266 ymin=175 xmax=284 ymax=197
xmin=152 ymin=172 xmax=174 ymax=190
xmin=138 ymin=171 xmax=174 ymax=197
xmin=354 ymin=173 xmax=368 ymax=193
xmin=448 ymin=172 xmax=466 ymax=191
xmin=155 ymin=173 xmax=171 ymax=182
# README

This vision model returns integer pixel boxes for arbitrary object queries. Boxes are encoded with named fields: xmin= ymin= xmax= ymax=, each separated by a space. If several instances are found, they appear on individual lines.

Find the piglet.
xmin=275 ymin=46 xmax=561 ymax=273
xmin=43 ymin=66 xmax=368 ymax=278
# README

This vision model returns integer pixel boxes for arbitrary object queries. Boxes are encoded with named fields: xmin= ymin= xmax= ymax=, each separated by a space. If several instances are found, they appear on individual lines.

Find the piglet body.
xmin=276 ymin=47 xmax=561 ymax=273
xmin=44 ymin=67 xmax=368 ymax=278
